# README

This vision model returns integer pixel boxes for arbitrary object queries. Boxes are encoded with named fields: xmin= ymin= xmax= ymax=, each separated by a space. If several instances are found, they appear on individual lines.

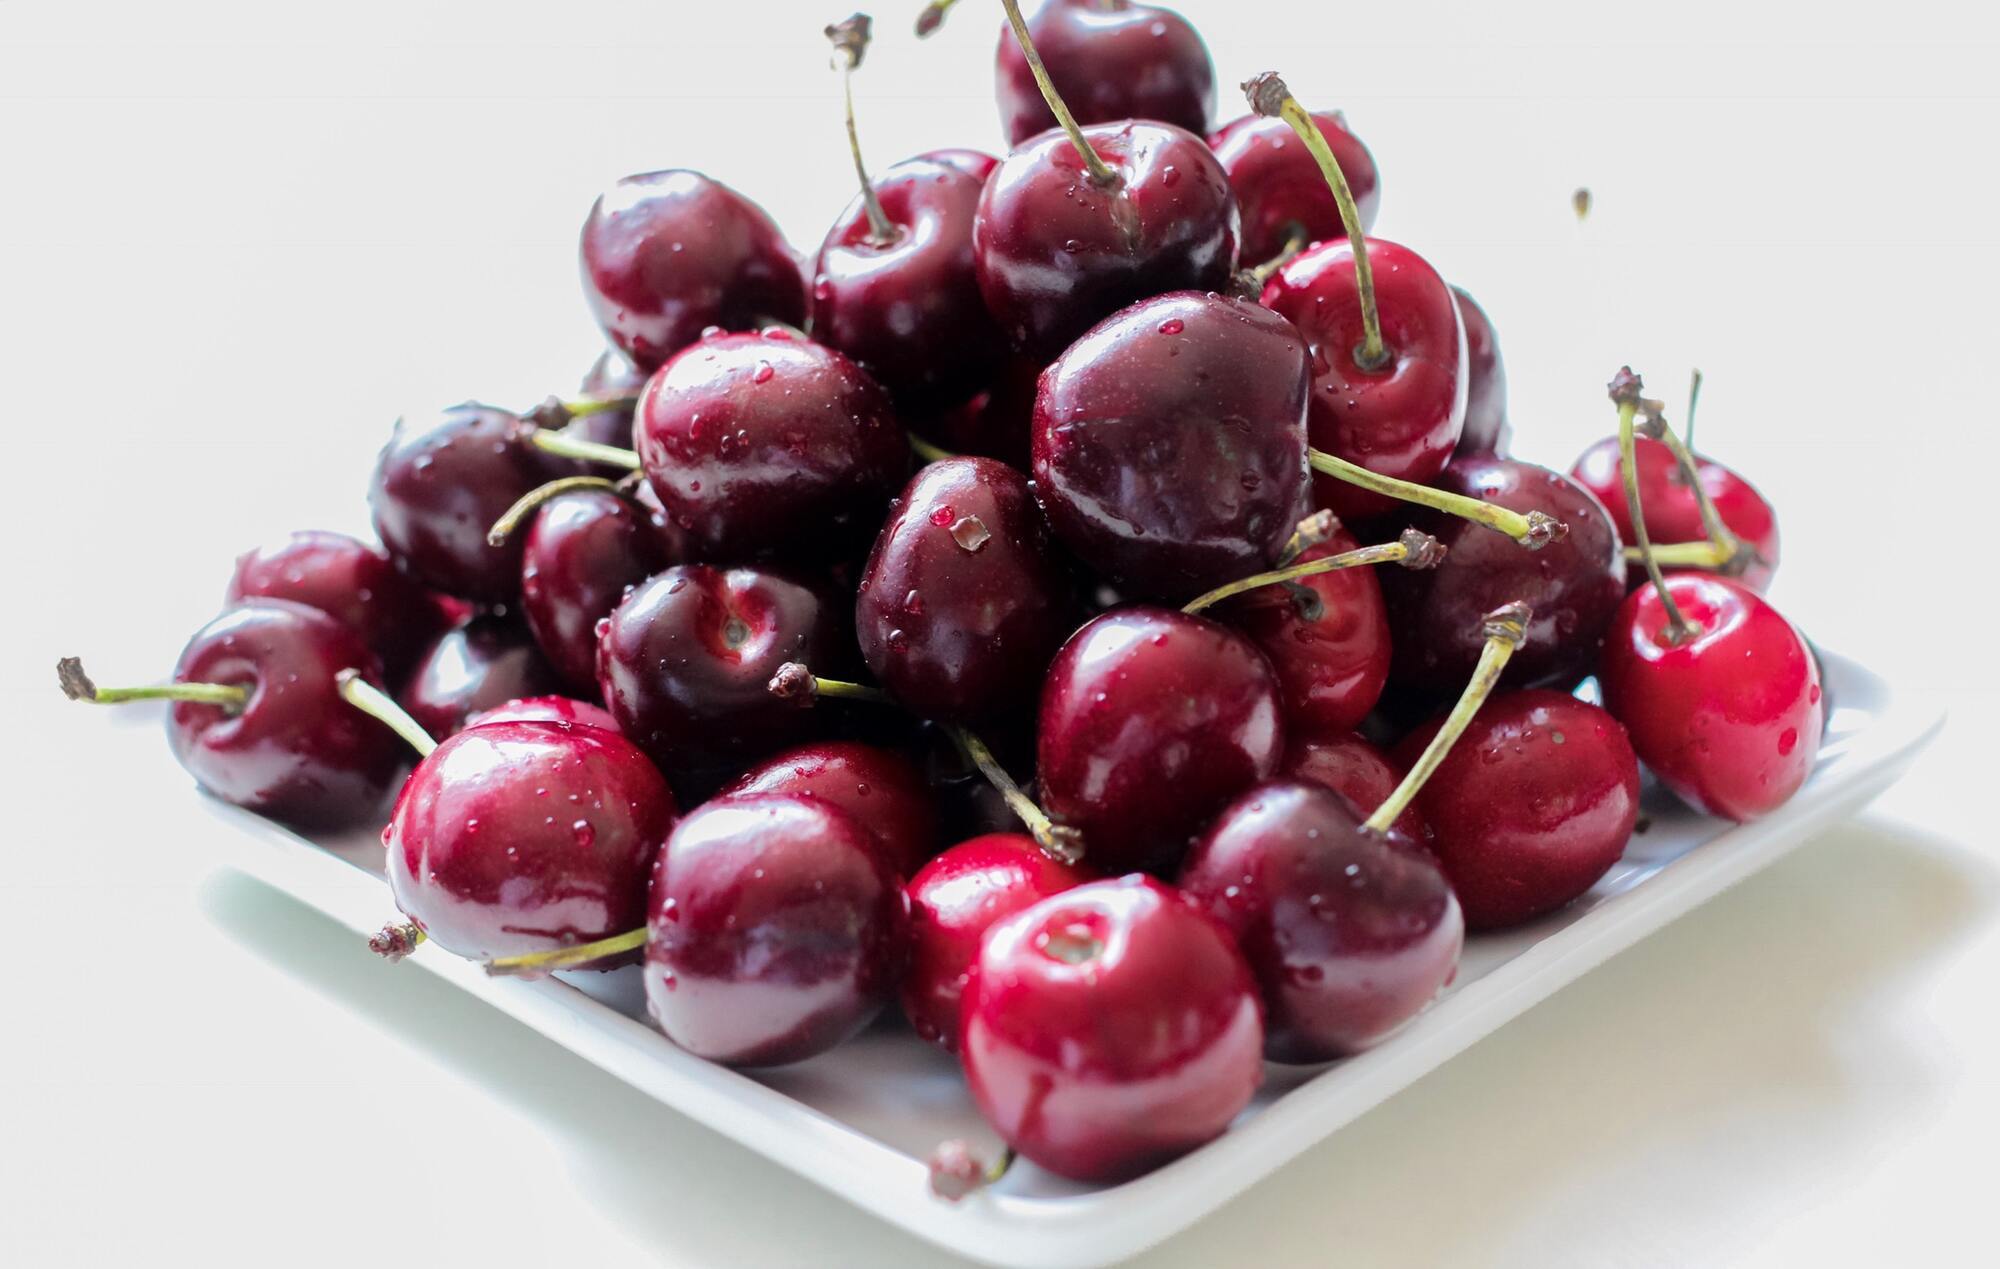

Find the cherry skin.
xmin=919 ymin=147 xmax=1000 ymax=183
xmin=1038 ymin=606 xmax=1285 ymax=874
xmin=1179 ymin=780 xmax=1462 ymax=1061
xmin=384 ymin=720 xmax=676 ymax=960
xmin=901 ymin=832 xmax=1092 ymax=1051
xmin=1282 ymin=731 xmax=1426 ymax=844
xmin=1600 ymin=575 xmax=1822 ymax=822
xmin=1263 ymin=238 xmax=1466 ymax=521
xmin=1379 ymin=456 xmax=1625 ymax=701
xmin=579 ymin=170 xmax=807 ymax=371
xmin=974 ymin=121 xmax=1238 ymax=359
xmin=643 ymin=793 xmax=906 ymax=1067
xmin=719 ymin=740 xmax=940 ymax=878
xmin=856 ymin=456 xmax=1079 ymax=724
xmin=398 ymin=615 xmax=562 ymax=742
xmin=226 ymin=530 xmax=453 ymax=679
xmin=1393 ymin=690 xmax=1640 ymax=929
xmin=1569 ymin=436 xmax=1780 ymax=592
xmin=635 ymin=330 xmax=908 ymax=563
xmin=1032 ymin=291 xmax=1311 ymax=600
xmin=1452 ymin=285 xmax=1511 ymax=457
xmin=572 ymin=347 xmax=648 ymax=449
xmin=1208 ymin=108 xmax=1380 ymax=266
xmin=960 ymin=875 xmax=1263 ymax=1183
xmin=465 ymin=694 xmax=621 ymax=733
xmin=163 ymin=600 xmax=406 ymax=829
xmin=993 ymin=0 xmax=1215 ymax=147
xmin=519 ymin=487 xmax=680 ymax=692
xmin=811 ymin=157 xmax=1007 ymax=414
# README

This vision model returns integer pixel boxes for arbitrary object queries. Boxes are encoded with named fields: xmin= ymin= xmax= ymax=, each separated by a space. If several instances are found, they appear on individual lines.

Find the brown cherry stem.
xmin=487 ymin=475 xmax=649 ymax=547
xmin=947 ymin=726 xmax=1084 ymax=865
xmin=484 ymin=926 xmax=649 ymax=977
xmin=1244 ymin=71 xmax=1385 ymax=370
xmin=521 ymin=394 xmax=640 ymax=431
xmin=56 ymin=656 xmax=249 ymax=709
xmin=908 ymin=431 xmax=957 ymax=464
xmin=1638 ymin=382 xmax=1741 ymax=558
xmin=1363 ymin=601 xmax=1531 ymax=835
xmin=999 ymin=0 xmax=1118 ymax=187
xmin=767 ymin=663 xmax=893 ymax=706
xmin=1182 ymin=528 xmax=1445 ymax=614
xmin=527 ymin=427 xmax=642 ymax=471
xmin=927 ymin=1140 xmax=1016 ymax=1201
xmin=368 ymin=921 xmax=427 ymax=962
xmin=336 ymin=669 xmax=437 ymax=757
xmin=827 ymin=14 xmax=896 ymax=244
xmin=1306 ymin=449 xmax=1564 ymax=548
xmin=1610 ymin=367 xmax=1694 ymax=642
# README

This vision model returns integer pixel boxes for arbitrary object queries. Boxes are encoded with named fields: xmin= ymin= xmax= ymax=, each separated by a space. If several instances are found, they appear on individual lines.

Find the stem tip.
xmin=1481 ymin=601 xmax=1533 ymax=646
xmin=768 ymin=662 xmax=815 ymax=704
xmin=368 ymin=920 xmax=426 ymax=963
xmin=825 ymin=13 xmax=871 ymax=65
xmin=1242 ymin=71 xmax=1292 ymax=119
xmin=1397 ymin=528 xmax=1448 ymax=569
xmin=56 ymin=656 xmax=97 ymax=701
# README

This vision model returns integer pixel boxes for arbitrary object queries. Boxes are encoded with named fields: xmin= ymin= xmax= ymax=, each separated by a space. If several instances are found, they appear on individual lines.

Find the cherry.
xmin=1282 ymin=730 xmax=1426 ymax=843
xmin=989 ymin=0 xmax=1215 ymax=147
xmin=1453 ymin=285 xmax=1511 ymax=456
xmin=464 ymin=694 xmax=621 ymax=734
xmin=634 ymin=330 xmax=908 ymax=562
xmin=226 ymin=530 xmax=453 ymax=679
xmin=382 ymin=719 xmax=676 ymax=961
xmin=856 ymin=456 xmax=1079 ymax=723
xmin=579 ymin=169 xmax=807 ymax=371
xmin=901 ymin=832 xmax=1091 ymax=1050
xmin=919 ymin=147 xmax=999 ymax=183
xmin=720 ymin=740 xmax=940 ymax=877
xmin=399 ymin=615 xmax=562 ymax=742
xmin=1209 ymin=106 xmax=1379 ymax=268
xmin=959 ymin=875 xmax=1263 ymax=1183
xmin=1037 ymin=606 xmax=1284 ymax=874
xmin=642 ymin=793 xmax=906 ymax=1066
xmin=58 ymin=601 xmax=405 ymax=829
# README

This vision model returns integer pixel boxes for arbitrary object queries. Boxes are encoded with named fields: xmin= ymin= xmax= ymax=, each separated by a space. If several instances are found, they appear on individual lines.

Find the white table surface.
xmin=3 ymin=2 xmax=1992 ymax=1265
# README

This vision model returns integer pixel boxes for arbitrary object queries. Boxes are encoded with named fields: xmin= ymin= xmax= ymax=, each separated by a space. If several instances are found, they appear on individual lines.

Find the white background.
xmin=2 ymin=1 xmax=1995 ymax=1265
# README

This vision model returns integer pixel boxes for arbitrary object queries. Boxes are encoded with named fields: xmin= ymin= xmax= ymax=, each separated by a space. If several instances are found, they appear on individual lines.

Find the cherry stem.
xmin=1684 ymin=367 xmax=1703 ymax=454
xmin=484 ymin=927 xmax=649 ymax=978
xmin=914 ymin=0 xmax=959 ymax=37
xmin=1244 ymin=72 xmax=1385 ymax=370
xmin=526 ymin=427 xmax=641 ymax=471
xmin=908 ymin=432 xmax=957 ymax=464
xmin=1363 ymin=601 xmax=1531 ymax=835
xmin=56 ymin=656 xmax=248 ymax=709
xmin=947 ymin=726 xmax=1084 ymax=865
xmin=1623 ymin=540 xmax=1737 ymax=571
xmin=1307 ymin=449 xmax=1564 ymax=549
xmin=767 ymin=662 xmax=893 ymax=706
xmin=335 ymin=669 xmax=437 ymax=757
xmin=1277 ymin=509 xmax=1340 ymax=564
xmin=999 ymin=0 xmax=1118 ymax=187
xmin=368 ymin=921 xmax=427 ymax=962
xmin=1246 ymin=224 xmax=1311 ymax=289
xmin=487 ymin=475 xmax=649 ymax=547
xmin=521 ymin=394 xmax=640 ymax=431
xmin=1611 ymin=368 xmax=1694 ymax=642
xmin=828 ymin=15 xmax=896 ymax=244
xmin=1641 ymin=391 xmax=1739 ymax=557
xmin=1181 ymin=528 xmax=1446 ymax=614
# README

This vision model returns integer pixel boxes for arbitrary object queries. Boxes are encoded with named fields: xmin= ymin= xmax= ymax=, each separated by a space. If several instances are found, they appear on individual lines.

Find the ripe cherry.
xmin=1282 ymin=730 xmax=1426 ymax=844
xmin=1209 ymin=105 xmax=1379 ymax=268
xmin=989 ymin=0 xmax=1215 ymax=147
xmin=919 ymin=147 xmax=999 ymax=183
xmin=1453 ymin=285 xmax=1511 ymax=456
xmin=464 ymin=694 xmax=620 ymax=734
xmin=399 ymin=615 xmax=562 ymax=742
xmin=226 ymin=530 xmax=453 ymax=679
xmin=720 ymin=740 xmax=940 ymax=877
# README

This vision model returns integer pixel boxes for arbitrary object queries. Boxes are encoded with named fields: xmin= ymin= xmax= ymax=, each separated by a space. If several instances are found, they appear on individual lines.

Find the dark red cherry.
xmin=1038 ymin=606 xmax=1284 ymax=873
xmin=519 ymin=488 xmax=680 ymax=691
xmin=720 ymin=740 xmax=940 ymax=877
xmin=1032 ymin=291 xmax=1310 ymax=600
xmin=901 ymin=832 xmax=1091 ymax=1050
xmin=1263 ymin=239 xmax=1466 ymax=520
xmin=597 ymin=564 xmax=836 ymax=777
xmin=1393 ymin=690 xmax=1640 ymax=929
xmin=960 ymin=875 xmax=1263 ymax=1182
xmin=811 ymin=158 xmax=1007 ymax=413
xmin=993 ymin=0 xmax=1214 ymax=146
xmin=579 ymin=170 xmax=807 ymax=371
xmin=570 ymin=347 xmax=648 ymax=450
xmin=384 ymin=720 xmax=676 ymax=960
xmin=643 ymin=793 xmax=906 ymax=1066
xmin=919 ymin=147 xmax=1000 ymax=183
xmin=1282 ymin=730 xmax=1425 ymax=843
xmin=1570 ymin=436 xmax=1779 ymax=592
xmin=974 ymin=122 xmax=1238 ymax=359
xmin=1452 ymin=286 xmax=1510 ymax=456
xmin=1179 ymin=780 xmax=1461 ymax=1061
xmin=398 ymin=616 xmax=562 ymax=742
xmin=1209 ymin=108 xmax=1379 ymax=265
xmin=857 ymin=457 xmax=1078 ymax=723
xmin=1379 ymin=456 xmax=1625 ymax=700
xmin=1600 ymin=575 xmax=1821 ymax=822
xmin=635 ymin=330 xmax=907 ymax=562
xmin=226 ymin=530 xmax=453 ymax=679
xmin=464 ymin=694 xmax=620 ymax=733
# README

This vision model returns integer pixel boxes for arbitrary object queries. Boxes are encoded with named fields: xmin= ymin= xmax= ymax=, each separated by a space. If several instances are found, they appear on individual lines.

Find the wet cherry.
xmin=720 ymin=740 xmax=941 ymax=877
xmin=226 ymin=530 xmax=453 ymax=679
xmin=399 ymin=615 xmax=563 ymax=742
xmin=1453 ymin=285 xmax=1511 ymax=456
xmin=1209 ymin=106 xmax=1379 ymax=266
xmin=991 ymin=0 xmax=1215 ymax=146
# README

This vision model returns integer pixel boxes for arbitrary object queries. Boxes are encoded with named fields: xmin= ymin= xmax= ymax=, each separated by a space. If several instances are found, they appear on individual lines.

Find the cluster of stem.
xmin=1623 ymin=368 xmax=1761 ymax=579
xmin=1610 ymin=367 xmax=1695 ymax=642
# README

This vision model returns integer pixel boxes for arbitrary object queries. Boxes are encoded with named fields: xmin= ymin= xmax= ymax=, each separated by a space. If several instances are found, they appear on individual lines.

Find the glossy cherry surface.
xmin=1282 ymin=730 xmax=1425 ymax=843
xmin=520 ymin=487 xmax=679 ymax=691
xmin=384 ymin=720 xmax=676 ymax=960
xmin=993 ymin=0 xmax=1215 ymax=146
xmin=960 ymin=875 xmax=1263 ymax=1183
xmin=399 ymin=616 xmax=562 ymax=742
xmin=165 ymin=601 xmax=404 ymax=828
xmin=1393 ymin=690 xmax=1639 ymax=929
xmin=857 ymin=456 xmax=1078 ymax=723
xmin=1452 ymin=285 xmax=1510 ymax=456
xmin=720 ymin=740 xmax=940 ymax=877
xmin=1379 ymin=456 xmax=1625 ymax=700
xmin=1038 ymin=606 xmax=1285 ymax=874
xmin=1032 ymin=291 xmax=1310 ymax=600
xmin=1263 ymin=238 xmax=1466 ymax=520
xmin=920 ymin=147 xmax=1000 ymax=183
xmin=974 ymin=122 xmax=1238 ymax=359
xmin=1208 ymin=108 xmax=1379 ymax=265
xmin=1179 ymin=780 xmax=1461 ymax=1061
xmin=1570 ymin=435 xmax=1780 ymax=592
xmin=580 ymin=169 xmax=807 ymax=371
xmin=643 ymin=794 xmax=906 ymax=1066
xmin=901 ymin=832 xmax=1091 ymax=1050
xmin=226 ymin=530 xmax=453 ymax=678
xmin=635 ymin=330 xmax=907 ymax=562
xmin=811 ymin=157 xmax=1006 ymax=413
xmin=464 ymin=694 xmax=621 ymax=734
xmin=1600 ymin=575 xmax=1821 ymax=822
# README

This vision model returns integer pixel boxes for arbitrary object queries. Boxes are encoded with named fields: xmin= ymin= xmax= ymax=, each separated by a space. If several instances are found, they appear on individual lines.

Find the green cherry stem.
xmin=1245 ymin=224 xmax=1311 ymax=289
xmin=947 ymin=726 xmax=1084 ymax=865
xmin=56 ymin=656 xmax=249 ymax=709
xmin=827 ymin=15 xmax=896 ymax=244
xmin=487 ymin=475 xmax=650 ymax=547
xmin=767 ymin=662 xmax=894 ymax=706
xmin=999 ymin=0 xmax=1119 ymax=187
xmin=1683 ymin=367 xmax=1703 ymax=455
xmin=908 ymin=432 xmax=957 ymax=464
xmin=526 ymin=427 xmax=642 ymax=471
xmin=1306 ymin=449 xmax=1564 ymax=548
xmin=484 ymin=927 xmax=649 ymax=977
xmin=1611 ymin=367 xmax=1694 ymax=641
xmin=520 ymin=394 xmax=640 ymax=431
xmin=1182 ymin=528 xmax=1446 ymax=614
xmin=335 ymin=669 xmax=437 ymax=757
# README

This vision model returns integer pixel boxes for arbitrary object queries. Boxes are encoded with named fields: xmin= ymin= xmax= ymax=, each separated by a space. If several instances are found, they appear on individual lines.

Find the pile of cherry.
xmin=62 ymin=1 xmax=1821 ymax=1194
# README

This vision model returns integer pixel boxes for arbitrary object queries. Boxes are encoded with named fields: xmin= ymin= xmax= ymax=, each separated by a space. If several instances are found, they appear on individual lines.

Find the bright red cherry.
xmin=384 ymin=720 xmax=676 ymax=960
xmin=992 ymin=0 xmax=1215 ymax=147
xmin=465 ymin=694 xmax=621 ymax=734
xmin=516 ymin=485 xmax=681 ymax=691
xmin=399 ymin=616 xmax=562 ymax=742
xmin=959 ymin=875 xmax=1263 ymax=1183
xmin=1453 ymin=285 xmax=1511 ymax=456
xmin=226 ymin=530 xmax=454 ymax=679
xmin=720 ymin=740 xmax=940 ymax=877
xmin=1282 ymin=730 xmax=1425 ymax=844
xmin=901 ymin=833 xmax=1090 ymax=1050
xmin=643 ymin=794 xmax=906 ymax=1066
xmin=1209 ymin=107 xmax=1379 ymax=266
xmin=579 ymin=170 xmax=807 ymax=371
xmin=1570 ymin=434 xmax=1779 ymax=592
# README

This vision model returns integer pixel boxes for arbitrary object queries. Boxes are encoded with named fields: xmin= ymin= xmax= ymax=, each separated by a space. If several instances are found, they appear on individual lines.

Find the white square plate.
xmin=204 ymin=650 xmax=1942 ymax=1269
